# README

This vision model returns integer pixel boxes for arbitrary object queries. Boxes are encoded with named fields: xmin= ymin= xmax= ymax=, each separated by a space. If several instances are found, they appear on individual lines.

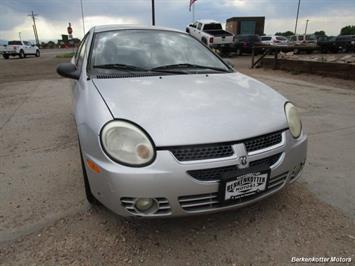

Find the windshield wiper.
xmin=93 ymin=64 xmax=148 ymax=71
xmin=151 ymin=63 xmax=230 ymax=73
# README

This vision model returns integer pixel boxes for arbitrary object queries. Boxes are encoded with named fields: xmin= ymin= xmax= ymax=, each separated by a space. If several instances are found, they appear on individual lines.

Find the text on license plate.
xmin=224 ymin=172 xmax=268 ymax=200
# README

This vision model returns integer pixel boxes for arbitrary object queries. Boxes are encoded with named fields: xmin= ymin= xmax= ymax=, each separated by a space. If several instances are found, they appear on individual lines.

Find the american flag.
xmin=189 ymin=0 xmax=197 ymax=11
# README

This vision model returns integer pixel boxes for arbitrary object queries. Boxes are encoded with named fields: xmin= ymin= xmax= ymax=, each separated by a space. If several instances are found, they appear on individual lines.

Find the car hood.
xmin=93 ymin=72 xmax=288 ymax=147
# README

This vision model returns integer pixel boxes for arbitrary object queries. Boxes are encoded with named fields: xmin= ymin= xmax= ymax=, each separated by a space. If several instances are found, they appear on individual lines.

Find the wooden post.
xmin=273 ymin=50 xmax=278 ymax=70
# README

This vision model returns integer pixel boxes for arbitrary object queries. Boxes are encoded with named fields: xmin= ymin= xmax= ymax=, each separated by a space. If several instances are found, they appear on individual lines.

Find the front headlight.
xmin=101 ymin=120 xmax=155 ymax=166
xmin=285 ymin=102 xmax=302 ymax=138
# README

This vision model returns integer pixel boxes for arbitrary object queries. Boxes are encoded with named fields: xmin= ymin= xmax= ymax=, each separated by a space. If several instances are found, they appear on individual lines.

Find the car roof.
xmin=196 ymin=19 xmax=219 ymax=24
xmin=92 ymin=24 xmax=185 ymax=34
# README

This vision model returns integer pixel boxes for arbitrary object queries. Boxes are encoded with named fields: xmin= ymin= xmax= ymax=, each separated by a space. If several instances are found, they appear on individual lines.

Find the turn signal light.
xmin=87 ymin=159 xmax=101 ymax=174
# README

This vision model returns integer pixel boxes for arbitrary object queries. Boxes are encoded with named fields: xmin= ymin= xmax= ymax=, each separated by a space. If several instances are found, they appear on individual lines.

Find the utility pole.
xmin=80 ymin=0 xmax=86 ymax=35
xmin=28 ymin=11 xmax=39 ymax=45
xmin=304 ymin=19 xmax=310 ymax=36
xmin=294 ymin=0 xmax=301 ymax=35
xmin=151 ymin=0 xmax=155 ymax=26
xmin=18 ymin=32 xmax=22 ymax=42
xmin=192 ymin=4 xmax=195 ymax=22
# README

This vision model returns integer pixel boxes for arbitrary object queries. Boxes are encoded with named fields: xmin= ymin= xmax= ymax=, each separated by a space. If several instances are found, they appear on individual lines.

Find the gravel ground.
xmin=0 ymin=53 xmax=354 ymax=265
xmin=1 ymin=183 xmax=354 ymax=265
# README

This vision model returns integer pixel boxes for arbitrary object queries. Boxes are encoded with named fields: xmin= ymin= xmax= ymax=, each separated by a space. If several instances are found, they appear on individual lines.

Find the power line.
xmin=28 ymin=11 xmax=40 ymax=45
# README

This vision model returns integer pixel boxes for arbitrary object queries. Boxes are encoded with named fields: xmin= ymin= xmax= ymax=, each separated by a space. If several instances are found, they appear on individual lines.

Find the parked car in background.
xmin=335 ymin=35 xmax=355 ymax=53
xmin=0 ymin=43 xmax=6 ymax=54
xmin=56 ymin=25 xmax=307 ymax=218
xmin=1 ymin=40 xmax=40 ymax=59
xmin=234 ymin=34 xmax=262 ymax=55
xmin=288 ymin=34 xmax=317 ymax=46
xmin=261 ymin=35 xmax=288 ymax=46
xmin=317 ymin=36 xmax=338 ymax=53
xmin=186 ymin=20 xmax=234 ymax=55
xmin=288 ymin=34 xmax=317 ymax=54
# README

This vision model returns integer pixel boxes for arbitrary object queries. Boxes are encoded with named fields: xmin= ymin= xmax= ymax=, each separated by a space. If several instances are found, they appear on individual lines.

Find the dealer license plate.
xmin=219 ymin=167 xmax=270 ymax=202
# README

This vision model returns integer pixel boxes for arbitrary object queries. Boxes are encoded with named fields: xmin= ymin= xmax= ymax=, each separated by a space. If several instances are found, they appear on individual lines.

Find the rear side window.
xmin=249 ymin=35 xmax=261 ymax=42
xmin=261 ymin=37 xmax=272 ymax=41
xmin=299 ymin=36 xmax=304 ymax=41
xmin=203 ymin=23 xmax=222 ymax=31
xmin=197 ymin=23 xmax=202 ymax=30
xmin=8 ymin=41 xmax=22 ymax=45
xmin=276 ymin=36 xmax=287 ymax=41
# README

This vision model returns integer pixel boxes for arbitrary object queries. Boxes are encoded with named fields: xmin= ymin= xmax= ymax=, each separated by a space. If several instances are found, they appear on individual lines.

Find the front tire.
xmin=19 ymin=50 xmax=25 ymax=59
xmin=35 ymin=50 xmax=40 ymax=57
xmin=3 ymin=54 xmax=9 ymax=59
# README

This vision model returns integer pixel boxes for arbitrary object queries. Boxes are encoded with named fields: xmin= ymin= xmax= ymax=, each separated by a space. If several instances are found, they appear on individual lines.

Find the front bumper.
xmin=2 ymin=51 xmax=19 ymax=56
xmin=84 ymin=129 xmax=307 ymax=217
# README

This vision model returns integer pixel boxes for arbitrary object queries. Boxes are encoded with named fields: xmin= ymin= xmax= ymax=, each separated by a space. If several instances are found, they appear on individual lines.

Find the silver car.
xmin=57 ymin=25 xmax=307 ymax=217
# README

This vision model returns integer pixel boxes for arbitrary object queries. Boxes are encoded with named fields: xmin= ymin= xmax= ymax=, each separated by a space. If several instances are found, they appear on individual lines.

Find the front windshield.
xmin=90 ymin=29 xmax=229 ymax=73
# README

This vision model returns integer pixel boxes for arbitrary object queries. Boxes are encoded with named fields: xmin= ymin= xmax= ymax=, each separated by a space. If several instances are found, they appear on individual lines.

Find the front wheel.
xmin=3 ymin=54 xmax=9 ymax=59
xmin=35 ymin=50 xmax=40 ymax=57
xmin=19 ymin=50 xmax=25 ymax=58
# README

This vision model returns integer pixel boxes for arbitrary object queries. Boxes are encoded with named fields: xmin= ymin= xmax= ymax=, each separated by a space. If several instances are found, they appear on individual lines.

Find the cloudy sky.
xmin=0 ymin=0 xmax=354 ymax=42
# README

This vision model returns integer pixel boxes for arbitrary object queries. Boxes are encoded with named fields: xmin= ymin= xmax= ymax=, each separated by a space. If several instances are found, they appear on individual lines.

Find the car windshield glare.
xmin=90 ymin=30 xmax=229 ymax=73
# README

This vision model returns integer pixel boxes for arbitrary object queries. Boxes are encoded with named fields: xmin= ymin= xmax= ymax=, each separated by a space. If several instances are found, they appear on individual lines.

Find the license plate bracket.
xmin=218 ymin=164 xmax=270 ymax=205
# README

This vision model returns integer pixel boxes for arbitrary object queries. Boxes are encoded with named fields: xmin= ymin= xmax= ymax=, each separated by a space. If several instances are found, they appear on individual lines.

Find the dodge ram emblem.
xmin=240 ymin=156 xmax=248 ymax=166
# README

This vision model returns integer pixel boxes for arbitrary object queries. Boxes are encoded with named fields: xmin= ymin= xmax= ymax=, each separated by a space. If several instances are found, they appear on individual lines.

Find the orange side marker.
xmin=87 ymin=159 xmax=101 ymax=174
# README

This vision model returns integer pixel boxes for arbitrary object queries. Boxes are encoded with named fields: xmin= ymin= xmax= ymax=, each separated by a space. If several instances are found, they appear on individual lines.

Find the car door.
xmin=23 ymin=41 xmax=30 ymax=54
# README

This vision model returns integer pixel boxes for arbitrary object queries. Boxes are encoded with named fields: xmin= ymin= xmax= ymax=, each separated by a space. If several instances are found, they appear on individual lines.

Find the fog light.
xmin=135 ymin=198 xmax=157 ymax=213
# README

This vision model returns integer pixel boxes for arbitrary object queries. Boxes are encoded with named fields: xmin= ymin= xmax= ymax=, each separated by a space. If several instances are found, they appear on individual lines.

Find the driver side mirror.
xmin=56 ymin=63 xmax=80 ymax=80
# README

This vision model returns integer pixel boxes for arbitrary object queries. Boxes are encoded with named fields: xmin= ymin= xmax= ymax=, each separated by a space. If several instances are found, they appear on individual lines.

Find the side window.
xmin=75 ymin=33 xmax=89 ymax=68
xmin=299 ymin=35 xmax=304 ymax=41
xmin=197 ymin=23 xmax=202 ymax=30
xmin=23 ymin=41 xmax=29 ymax=46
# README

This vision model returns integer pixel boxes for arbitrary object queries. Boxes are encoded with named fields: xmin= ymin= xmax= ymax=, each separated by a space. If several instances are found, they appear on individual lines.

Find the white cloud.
xmin=0 ymin=15 xmax=142 ymax=42
xmin=265 ymin=14 xmax=355 ymax=35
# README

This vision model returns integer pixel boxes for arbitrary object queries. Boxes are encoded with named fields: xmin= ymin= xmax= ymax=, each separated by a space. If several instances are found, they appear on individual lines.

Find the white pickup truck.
xmin=186 ymin=20 xmax=234 ymax=55
xmin=1 ymin=40 xmax=40 ymax=59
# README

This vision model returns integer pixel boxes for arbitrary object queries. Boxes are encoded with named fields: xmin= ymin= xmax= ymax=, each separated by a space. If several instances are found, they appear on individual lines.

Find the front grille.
xmin=249 ymin=153 xmax=282 ymax=167
xmin=166 ymin=131 xmax=283 ymax=162
xmin=244 ymin=131 xmax=282 ymax=152
xmin=120 ymin=197 xmax=171 ymax=216
xmin=170 ymin=144 xmax=234 ymax=161
xmin=187 ymin=153 xmax=282 ymax=181
xmin=179 ymin=171 xmax=288 ymax=212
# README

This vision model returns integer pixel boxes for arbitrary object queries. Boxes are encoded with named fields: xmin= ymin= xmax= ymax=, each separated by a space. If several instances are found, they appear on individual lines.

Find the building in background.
xmin=226 ymin=17 xmax=265 ymax=36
